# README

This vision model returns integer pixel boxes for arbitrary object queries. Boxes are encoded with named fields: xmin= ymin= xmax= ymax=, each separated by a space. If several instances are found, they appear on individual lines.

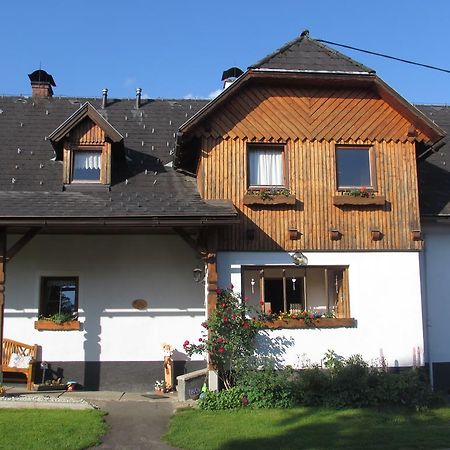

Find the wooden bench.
xmin=2 ymin=338 xmax=37 ymax=390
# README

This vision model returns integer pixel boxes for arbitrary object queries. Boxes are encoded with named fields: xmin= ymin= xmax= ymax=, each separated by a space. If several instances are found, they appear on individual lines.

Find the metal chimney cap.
xmin=102 ymin=88 xmax=108 ymax=95
xmin=221 ymin=67 xmax=243 ymax=81
xmin=28 ymin=69 xmax=56 ymax=86
xmin=136 ymin=87 xmax=142 ymax=94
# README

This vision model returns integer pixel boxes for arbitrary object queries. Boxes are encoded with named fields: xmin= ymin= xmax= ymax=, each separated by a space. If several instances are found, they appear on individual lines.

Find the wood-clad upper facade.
xmin=180 ymin=72 xmax=444 ymax=252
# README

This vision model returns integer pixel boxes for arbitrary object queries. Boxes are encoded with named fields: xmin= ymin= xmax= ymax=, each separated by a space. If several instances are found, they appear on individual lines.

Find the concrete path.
xmin=93 ymin=400 xmax=177 ymax=450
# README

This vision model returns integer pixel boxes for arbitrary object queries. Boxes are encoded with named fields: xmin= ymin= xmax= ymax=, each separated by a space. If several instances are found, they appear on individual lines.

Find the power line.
xmin=317 ymin=39 xmax=450 ymax=74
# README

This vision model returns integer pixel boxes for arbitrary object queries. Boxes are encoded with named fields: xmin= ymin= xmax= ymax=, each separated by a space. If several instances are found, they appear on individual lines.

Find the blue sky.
xmin=1 ymin=0 xmax=450 ymax=104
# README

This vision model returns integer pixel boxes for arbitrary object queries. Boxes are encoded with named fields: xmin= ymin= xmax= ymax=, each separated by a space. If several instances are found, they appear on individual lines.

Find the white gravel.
xmin=0 ymin=394 xmax=95 ymax=409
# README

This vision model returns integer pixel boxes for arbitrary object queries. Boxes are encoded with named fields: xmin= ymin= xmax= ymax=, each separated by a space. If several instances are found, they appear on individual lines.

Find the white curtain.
xmin=249 ymin=149 xmax=283 ymax=186
xmin=74 ymin=152 xmax=101 ymax=170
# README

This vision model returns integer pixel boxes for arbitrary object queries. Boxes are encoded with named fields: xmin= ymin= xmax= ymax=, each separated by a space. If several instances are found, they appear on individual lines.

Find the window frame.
xmin=70 ymin=146 xmax=104 ymax=184
xmin=246 ymin=143 xmax=288 ymax=189
xmin=39 ymin=276 xmax=79 ymax=318
xmin=241 ymin=265 xmax=350 ymax=319
xmin=335 ymin=145 xmax=377 ymax=192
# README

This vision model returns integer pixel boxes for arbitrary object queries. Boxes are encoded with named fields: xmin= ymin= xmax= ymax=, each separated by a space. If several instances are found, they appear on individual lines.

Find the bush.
xmin=293 ymin=366 xmax=331 ymax=406
xmin=236 ymin=366 xmax=294 ymax=408
xmin=199 ymin=387 xmax=246 ymax=410
xmin=374 ymin=369 xmax=442 ymax=409
xmin=293 ymin=353 xmax=441 ymax=409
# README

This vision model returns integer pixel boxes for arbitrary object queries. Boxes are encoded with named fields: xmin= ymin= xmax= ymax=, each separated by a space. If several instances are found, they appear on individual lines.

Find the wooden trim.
xmin=332 ymin=195 xmax=386 ymax=206
xmin=262 ymin=318 xmax=356 ymax=329
xmin=243 ymin=194 xmax=296 ymax=205
xmin=34 ymin=320 xmax=81 ymax=331
xmin=6 ymin=228 xmax=41 ymax=262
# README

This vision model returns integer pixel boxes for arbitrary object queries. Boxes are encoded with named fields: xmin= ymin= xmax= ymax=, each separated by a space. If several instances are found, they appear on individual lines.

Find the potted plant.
xmin=154 ymin=380 xmax=167 ymax=394
xmin=35 ymin=312 xmax=81 ymax=331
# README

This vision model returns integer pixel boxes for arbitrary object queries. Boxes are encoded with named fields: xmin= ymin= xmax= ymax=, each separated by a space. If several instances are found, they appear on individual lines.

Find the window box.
xmin=34 ymin=320 xmax=82 ymax=331
xmin=262 ymin=317 xmax=356 ymax=329
xmin=333 ymin=195 xmax=386 ymax=206
xmin=243 ymin=193 xmax=296 ymax=206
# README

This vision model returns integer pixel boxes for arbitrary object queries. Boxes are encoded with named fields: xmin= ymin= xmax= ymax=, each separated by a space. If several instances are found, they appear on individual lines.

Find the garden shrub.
xmin=236 ymin=365 xmax=294 ymax=408
xmin=199 ymin=387 xmax=246 ymax=410
xmin=293 ymin=353 xmax=441 ymax=409
xmin=293 ymin=366 xmax=331 ymax=406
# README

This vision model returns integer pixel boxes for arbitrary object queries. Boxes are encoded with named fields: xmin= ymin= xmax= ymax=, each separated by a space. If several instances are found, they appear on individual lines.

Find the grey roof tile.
xmin=416 ymin=105 xmax=450 ymax=216
xmin=250 ymin=31 xmax=374 ymax=73
xmin=0 ymin=96 xmax=235 ymax=219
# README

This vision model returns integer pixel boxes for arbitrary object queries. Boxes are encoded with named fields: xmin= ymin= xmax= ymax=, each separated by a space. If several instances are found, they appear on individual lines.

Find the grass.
xmin=164 ymin=407 xmax=450 ymax=450
xmin=0 ymin=408 xmax=107 ymax=450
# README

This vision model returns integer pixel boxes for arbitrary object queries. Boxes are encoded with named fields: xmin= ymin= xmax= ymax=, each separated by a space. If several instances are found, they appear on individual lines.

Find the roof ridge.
xmin=249 ymin=31 xmax=309 ymax=68
xmin=249 ymin=30 xmax=374 ymax=73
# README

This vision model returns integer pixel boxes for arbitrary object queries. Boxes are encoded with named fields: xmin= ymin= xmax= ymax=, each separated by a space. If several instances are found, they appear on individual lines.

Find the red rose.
xmin=217 ymin=337 xmax=223 ymax=343
xmin=243 ymin=322 xmax=250 ymax=329
xmin=218 ymin=347 xmax=225 ymax=353
xmin=223 ymin=316 xmax=229 ymax=322
xmin=221 ymin=303 xmax=226 ymax=308
xmin=183 ymin=340 xmax=189 ymax=348
xmin=232 ymin=315 xmax=236 ymax=320
xmin=201 ymin=322 xmax=208 ymax=328
xmin=199 ymin=338 xmax=203 ymax=342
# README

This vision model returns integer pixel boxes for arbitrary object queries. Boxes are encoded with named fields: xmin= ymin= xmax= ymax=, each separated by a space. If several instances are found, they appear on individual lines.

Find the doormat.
xmin=141 ymin=394 xmax=170 ymax=399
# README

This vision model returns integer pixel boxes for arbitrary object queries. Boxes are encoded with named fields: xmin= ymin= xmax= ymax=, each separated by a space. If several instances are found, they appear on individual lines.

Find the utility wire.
xmin=317 ymin=39 xmax=450 ymax=74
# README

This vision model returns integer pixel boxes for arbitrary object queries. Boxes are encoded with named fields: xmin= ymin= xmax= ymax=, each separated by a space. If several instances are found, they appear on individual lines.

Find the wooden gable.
xmin=190 ymin=80 xmax=430 ymax=252
xmin=194 ymin=83 xmax=429 ymax=143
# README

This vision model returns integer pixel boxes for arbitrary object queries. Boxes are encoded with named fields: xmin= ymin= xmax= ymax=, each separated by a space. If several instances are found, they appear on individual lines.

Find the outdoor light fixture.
xmin=292 ymin=251 xmax=308 ymax=266
xmin=193 ymin=266 xmax=204 ymax=283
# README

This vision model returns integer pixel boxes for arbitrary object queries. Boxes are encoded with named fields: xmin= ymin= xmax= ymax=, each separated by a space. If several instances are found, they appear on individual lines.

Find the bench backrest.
xmin=2 ymin=338 xmax=37 ymax=366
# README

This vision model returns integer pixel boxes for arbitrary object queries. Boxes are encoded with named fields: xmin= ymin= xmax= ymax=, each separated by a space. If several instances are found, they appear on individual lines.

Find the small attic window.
xmin=72 ymin=149 xmax=102 ymax=182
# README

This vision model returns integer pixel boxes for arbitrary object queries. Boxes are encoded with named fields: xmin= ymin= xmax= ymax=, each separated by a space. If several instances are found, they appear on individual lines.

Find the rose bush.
xmin=183 ymin=288 xmax=262 ymax=389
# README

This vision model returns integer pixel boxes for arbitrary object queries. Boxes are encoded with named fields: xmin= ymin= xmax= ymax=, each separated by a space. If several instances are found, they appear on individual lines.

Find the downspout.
xmin=420 ymin=236 xmax=434 ymax=389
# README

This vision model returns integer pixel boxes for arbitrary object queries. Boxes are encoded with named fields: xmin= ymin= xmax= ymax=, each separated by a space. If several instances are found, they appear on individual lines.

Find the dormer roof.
xmin=48 ymin=102 xmax=123 ymax=143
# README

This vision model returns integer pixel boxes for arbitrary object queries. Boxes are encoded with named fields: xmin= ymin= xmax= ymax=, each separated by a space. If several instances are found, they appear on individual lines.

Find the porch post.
xmin=205 ymin=252 xmax=219 ymax=391
xmin=0 ymin=228 xmax=6 ymax=383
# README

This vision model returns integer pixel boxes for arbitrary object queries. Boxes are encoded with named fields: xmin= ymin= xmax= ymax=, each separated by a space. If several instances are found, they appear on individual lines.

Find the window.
xmin=40 ymin=277 xmax=78 ymax=318
xmin=336 ymin=146 xmax=374 ymax=190
xmin=243 ymin=266 xmax=349 ymax=318
xmin=248 ymin=145 xmax=285 ymax=187
xmin=72 ymin=149 xmax=102 ymax=182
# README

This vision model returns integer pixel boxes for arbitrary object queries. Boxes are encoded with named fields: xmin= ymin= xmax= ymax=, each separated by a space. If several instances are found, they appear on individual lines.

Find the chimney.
xmin=102 ymin=88 xmax=108 ymax=108
xmin=221 ymin=67 xmax=244 ymax=89
xmin=28 ymin=69 xmax=56 ymax=97
xmin=135 ymin=87 xmax=142 ymax=109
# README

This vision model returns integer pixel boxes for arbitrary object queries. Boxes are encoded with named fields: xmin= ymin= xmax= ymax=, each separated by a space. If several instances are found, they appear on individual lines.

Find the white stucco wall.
xmin=422 ymin=223 xmax=450 ymax=363
xmin=5 ymin=234 xmax=206 ymax=362
xmin=218 ymin=251 xmax=424 ymax=368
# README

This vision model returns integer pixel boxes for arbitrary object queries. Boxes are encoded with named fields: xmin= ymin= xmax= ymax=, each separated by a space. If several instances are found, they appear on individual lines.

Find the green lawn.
xmin=164 ymin=407 xmax=450 ymax=450
xmin=0 ymin=409 xmax=107 ymax=450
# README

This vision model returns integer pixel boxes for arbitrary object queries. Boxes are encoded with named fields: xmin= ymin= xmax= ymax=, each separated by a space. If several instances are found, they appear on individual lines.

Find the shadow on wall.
xmin=255 ymin=332 xmax=295 ymax=368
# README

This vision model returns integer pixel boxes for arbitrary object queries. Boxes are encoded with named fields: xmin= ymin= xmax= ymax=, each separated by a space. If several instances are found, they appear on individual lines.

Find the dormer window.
xmin=48 ymin=102 xmax=124 ymax=188
xmin=72 ymin=148 xmax=102 ymax=182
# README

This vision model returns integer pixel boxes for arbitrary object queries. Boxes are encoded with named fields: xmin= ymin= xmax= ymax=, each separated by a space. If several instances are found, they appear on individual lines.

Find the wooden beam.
xmin=0 ymin=227 xmax=6 ymax=383
xmin=174 ymin=227 xmax=202 ymax=255
xmin=6 ymin=228 xmax=41 ymax=262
